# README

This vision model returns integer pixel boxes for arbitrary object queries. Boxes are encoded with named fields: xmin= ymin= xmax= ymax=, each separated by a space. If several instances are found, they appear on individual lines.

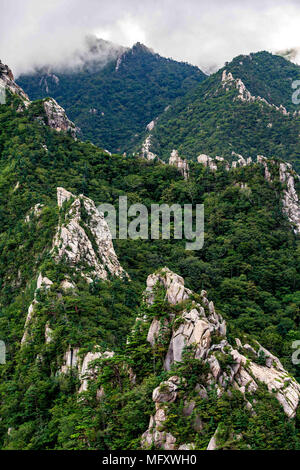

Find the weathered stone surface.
xmin=43 ymin=98 xmax=77 ymax=136
xmin=207 ymin=429 xmax=219 ymax=450
xmin=197 ymin=154 xmax=217 ymax=171
xmin=45 ymin=323 xmax=53 ymax=344
xmin=141 ymin=376 xmax=181 ymax=450
xmin=152 ymin=376 xmax=180 ymax=403
xmin=249 ymin=362 xmax=299 ymax=418
xmin=22 ymin=187 xmax=126 ymax=347
xmin=169 ymin=149 xmax=189 ymax=180
xmin=146 ymin=120 xmax=156 ymax=132
xmin=59 ymin=346 xmax=114 ymax=394
xmin=222 ymin=70 xmax=289 ymax=115
xmin=60 ymin=279 xmax=75 ymax=290
xmin=60 ymin=346 xmax=80 ymax=374
xmin=164 ymin=303 xmax=224 ymax=370
xmin=183 ymin=400 xmax=196 ymax=417
xmin=57 ymin=187 xmax=74 ymax=208
xmin=21 ymin=273 xmax=53 ymax=344
xmin=53 ymin=188 xmax=127 ymax=281
xmin=141 ymin=268 xmax=300 ymax=449
xmin=141 ymin=135 xmax=159 ymax=161
xmin=78 ymin=350 xmax=114 ymax=393
xmin=147 ymin=317 xmax=169 ymax=347
xmin=195 ymin=383 xmax=208 ymax=399
xmin=279 ymin=162 xmax=300 ymax=234
xmin=178 ymin=443 xmax=195 ymax=450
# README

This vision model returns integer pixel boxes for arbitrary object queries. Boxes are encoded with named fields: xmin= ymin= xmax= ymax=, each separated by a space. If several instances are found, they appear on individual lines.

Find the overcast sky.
xmin=1 ymin=0 xmax=300 ymax=76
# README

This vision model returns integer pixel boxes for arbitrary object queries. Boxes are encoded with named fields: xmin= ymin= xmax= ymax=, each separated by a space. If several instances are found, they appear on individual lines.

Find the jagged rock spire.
xmin=53 ymin=188 xmax=128 ymax=281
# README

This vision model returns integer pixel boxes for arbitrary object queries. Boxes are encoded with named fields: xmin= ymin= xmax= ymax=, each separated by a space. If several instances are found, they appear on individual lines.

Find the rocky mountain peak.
xmin=42 ymin=98 xmax=78 ymax=136
xmin=131 ymin=42 xmax=155 ymax=55
xmin=0 ymin=59 xmax=77 ymax=135
xmin=0 ymin=59 xmax=30 ymax=104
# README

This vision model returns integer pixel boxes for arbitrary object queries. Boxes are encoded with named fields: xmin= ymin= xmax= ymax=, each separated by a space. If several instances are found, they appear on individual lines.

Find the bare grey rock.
xmin=222 ymin=70 xmax=289 ymax=115
xmin=60 ymin=279 xmax=76 ymax=290
xmin=0 ymin=61 xmax=30 ymax=105
xmin=197 ymin=154 xmax=217 ymax=171
xmin=207 ymin=428 xmax=219 ymax=450
xmin=145 ymin=267 xmax=192 ymax=306
xmin=141 ymin=376 xmax=181 ymax=449
xmin=169 ymin=149 xmax=190 ymax=180
xmin=279 ymin=162 xmax=300 ymax=234
xmin=141 ymin=135 xmax=159 ymax=161
xmin=178 ymin=443 xmax=195 ymax=450
xmin=43 ymin=98 xmax=77 ymax=137
xmin=152 ymin=376 xmax=180 ymax=403
xmin=78 ymin=350 xmax=114 ymax=393
xmin=45 ymin=323 xmax=53 ymax=344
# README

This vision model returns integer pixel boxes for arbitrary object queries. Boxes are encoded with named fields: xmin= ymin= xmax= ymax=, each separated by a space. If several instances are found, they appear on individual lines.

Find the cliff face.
xmin=138 ymin=268 xmax=300 ymax=450
xmin=53 ymin=187 xmax=127 ymax=281
xmin=21 ymin=187 xmax=127 ymax=345
xmin=0 ymin=61 xmax=30 ymax=105
xmin=42 ymin=98 xmax=78 ymax=136
xmin=49 ymin=267 xmax=300 ymax=450
xmin=0 ymin=60 xmax=77 ymax=135
xmin=169 ymin=150 xmax=189 ymax=180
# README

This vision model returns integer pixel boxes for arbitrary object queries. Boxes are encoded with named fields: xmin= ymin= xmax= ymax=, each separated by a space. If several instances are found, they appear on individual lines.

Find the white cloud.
xmin=1 ymin=0 xmax=300 ymax=76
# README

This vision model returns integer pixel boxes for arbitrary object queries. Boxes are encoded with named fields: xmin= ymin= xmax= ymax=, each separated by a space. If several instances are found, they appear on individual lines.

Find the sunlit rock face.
xmin=21 ymin=187 xmax=127 ymax=346
xmin=169 ymin=150 xmax=190 ymax=180
xmin=0 ymin=60 xmax=30 ymax=105
xmin=141 ymin=135 xmax=159 ymax=161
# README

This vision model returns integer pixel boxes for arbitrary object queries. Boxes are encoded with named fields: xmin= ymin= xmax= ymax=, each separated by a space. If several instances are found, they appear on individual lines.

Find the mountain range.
xmin=0 ymin=39 xmax=300 ymax=450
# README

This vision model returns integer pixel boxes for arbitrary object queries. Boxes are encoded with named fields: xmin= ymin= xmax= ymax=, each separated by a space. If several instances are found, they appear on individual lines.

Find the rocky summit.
xmin=0 ymin=37 xmax=300 ymax=452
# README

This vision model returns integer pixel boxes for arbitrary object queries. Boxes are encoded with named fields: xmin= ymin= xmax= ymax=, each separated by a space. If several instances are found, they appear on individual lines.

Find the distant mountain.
xmin=141 ymin=51 xmax=300 ymax=171
xmin=276 ymin=47 xmax=300 ymax=65
xmin=17 ymin=38 xmax=207 ymax=153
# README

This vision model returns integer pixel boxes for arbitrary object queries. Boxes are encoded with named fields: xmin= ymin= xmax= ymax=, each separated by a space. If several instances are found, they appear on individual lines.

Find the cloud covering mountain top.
xmin=1 ymin=0 xmax=300 ymax=76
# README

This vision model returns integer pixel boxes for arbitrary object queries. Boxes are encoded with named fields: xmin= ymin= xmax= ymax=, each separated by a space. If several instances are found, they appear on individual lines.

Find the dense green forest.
xmin=0 ymin=83 xmax=300 ymax=449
